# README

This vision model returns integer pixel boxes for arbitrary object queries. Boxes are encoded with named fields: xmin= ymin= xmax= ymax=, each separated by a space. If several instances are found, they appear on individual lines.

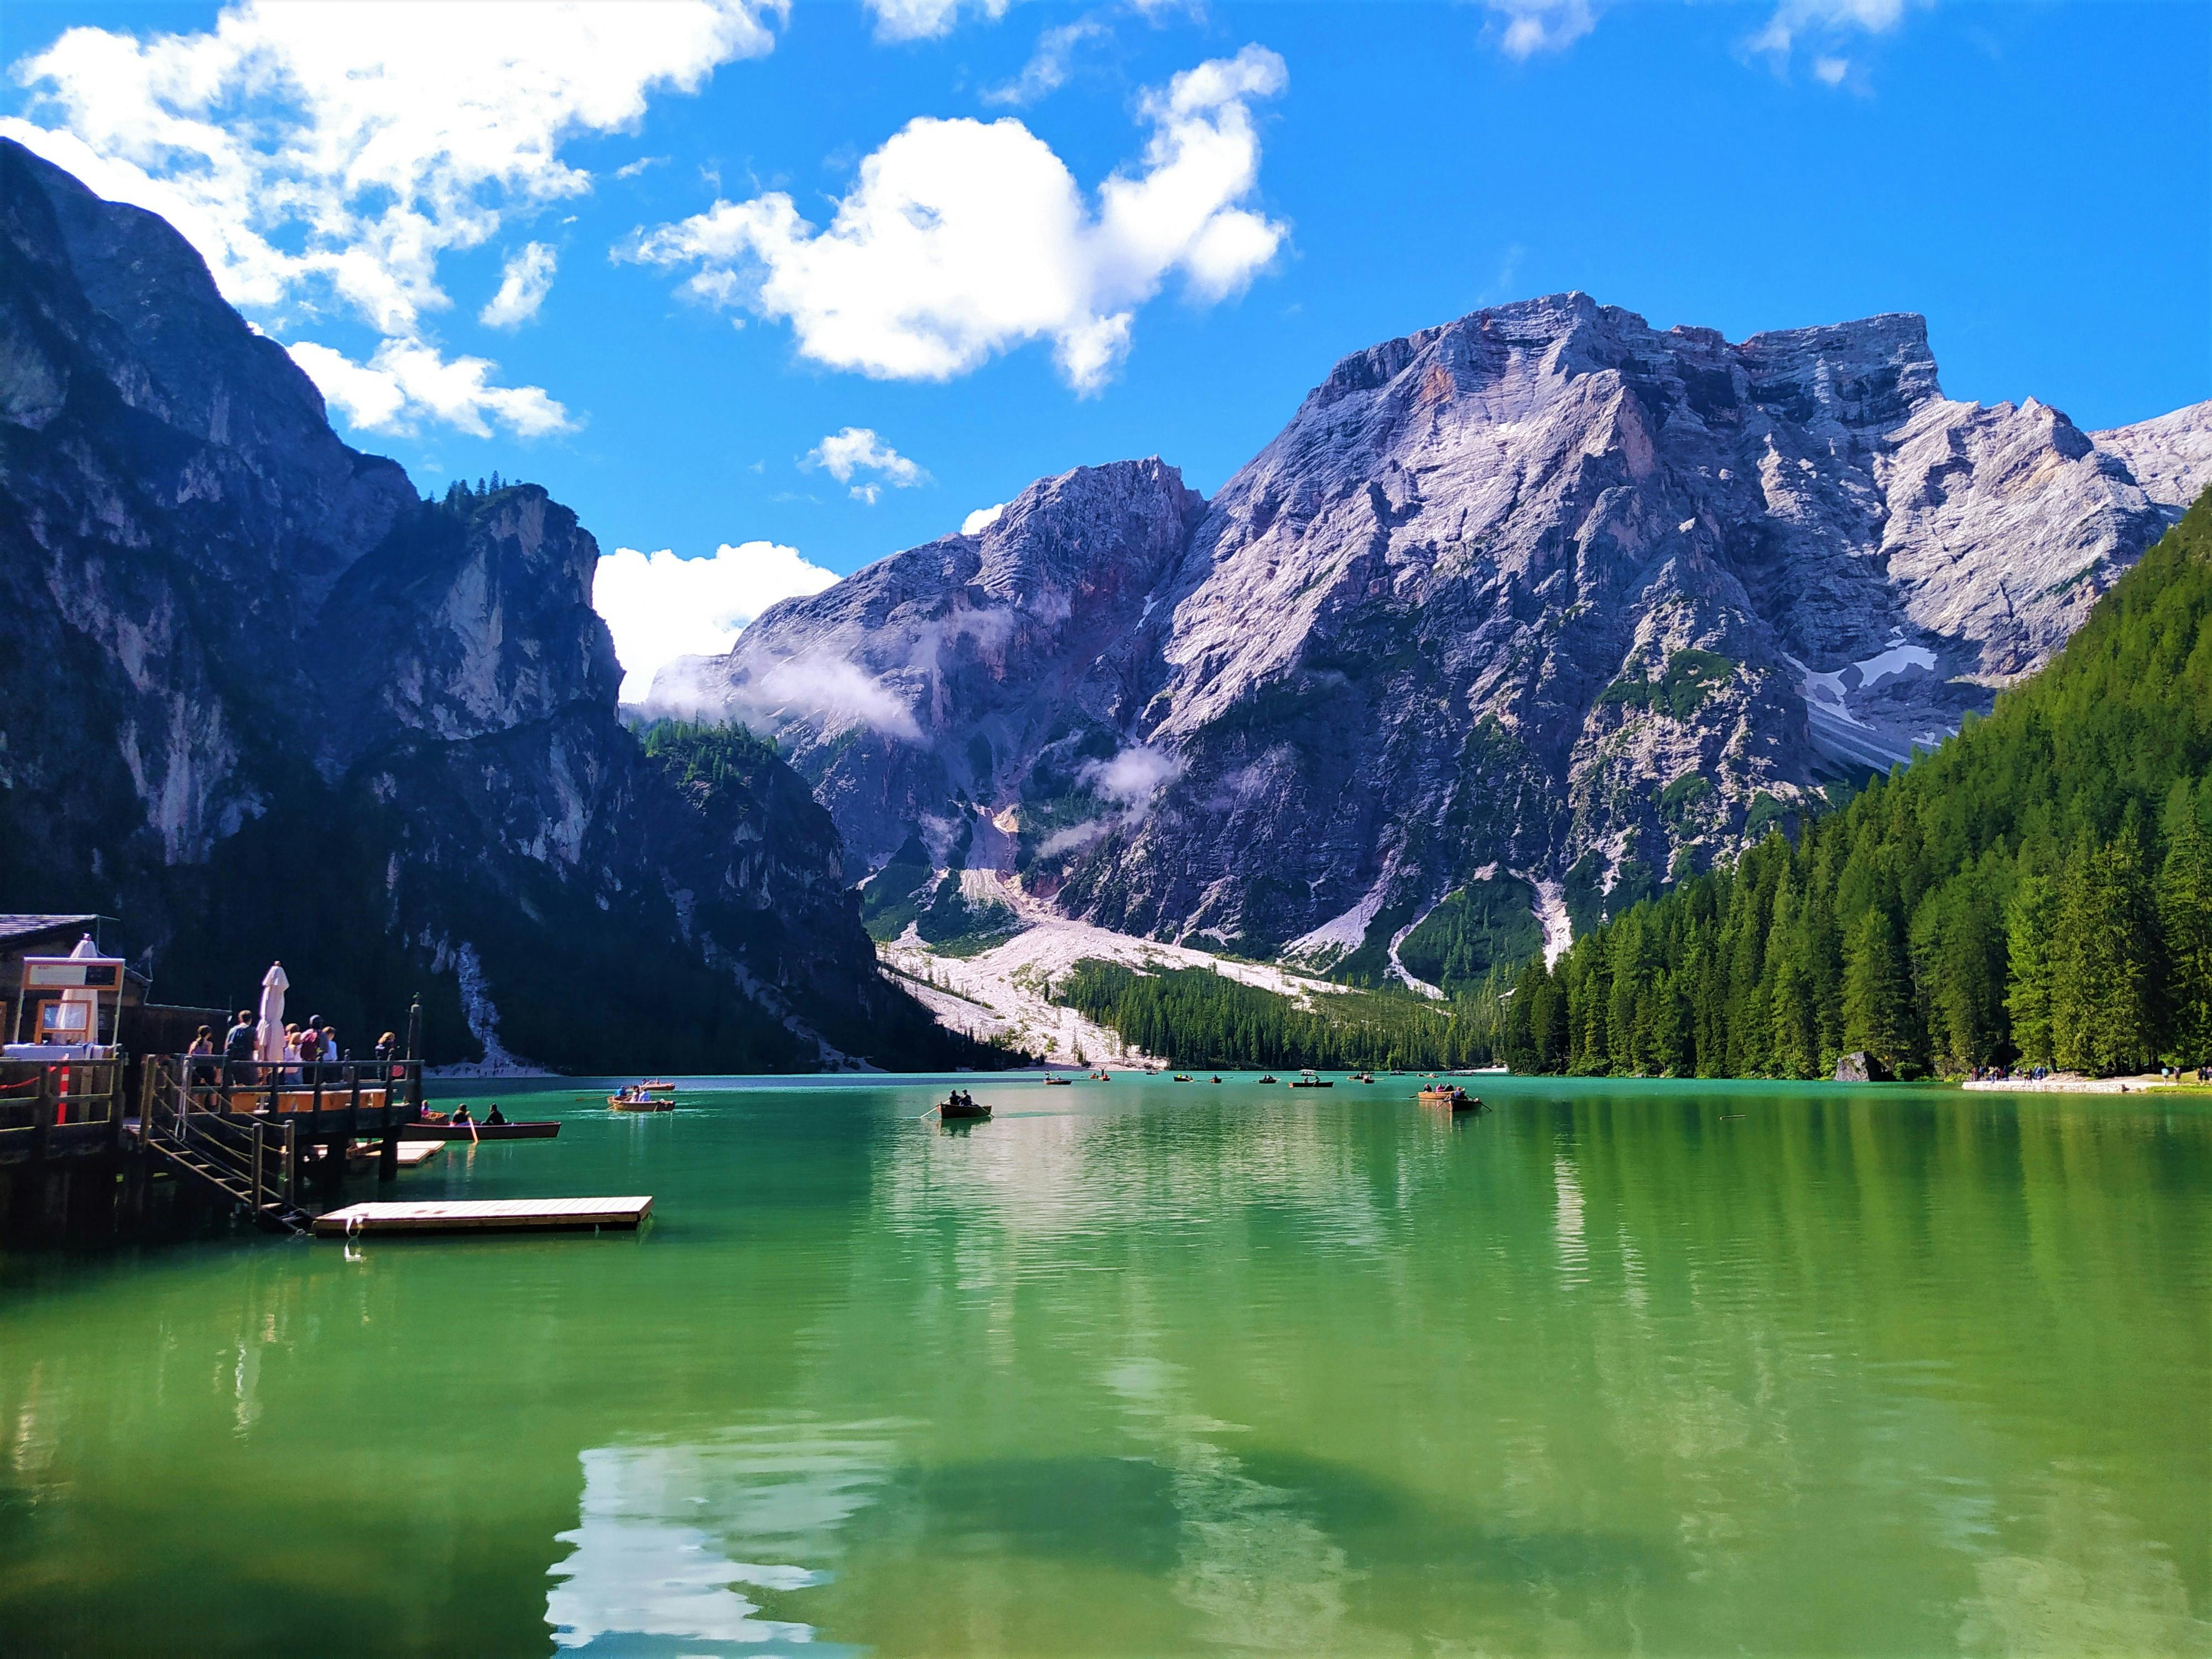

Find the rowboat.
xmin=1043 ymin=1074 xmax=1073 ymax=1085
xmin=636 ymin=1079 xmax=677 ymax=1093
xmin=608 ymin=1094 xmax=675 ymax=1112
xmin=400 ymin=1120 xmax=561 ymax=1141
xmin=939 ymin=1096 xmax=992 ymax=1120
xmin=1418 ymin=1084 xmax=1482 ymax=1111
xmin=1289 ymin=1069 xmax=1333 ymax=1088
xmin=1173 ymin=1074 xmax=1193 ymax=1081
xmin=1257 ymin=1074 xmax=1279 ymax=1084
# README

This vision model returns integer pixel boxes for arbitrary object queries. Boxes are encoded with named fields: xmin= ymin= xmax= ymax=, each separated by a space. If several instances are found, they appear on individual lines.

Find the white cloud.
xmin=805 ymin=427 xmax=929 ymax=504
xmin=615 ymin=155 xmax=670 ymax=180
xmin=1488 ymin=1 xmax=1599 ymax=58
xmin=961 ymin=502 xmax=1007 ymax=534
xmin=1475 ymin=0 xmax=1912 ymax=64
xmin=738 ymin=654 xmax=922 ymax=739
xmin=288 ymin=337 xmax=572 ymax=438
xmin=863 ymin=0 xmax=1010 ymax=44
xmin=480 ymin=242 xmax=558 ymax=327
xmin=625 ymin=45 xmax=1288 ymax=392
xmin=983 ymin=17 xmax=1109 ymax=106
xmin=1750 ymin=0 xmax=1912 ymax=61
xmin=593 ymin=540 xmax=838 ymax=702
xmin=1032 ymin=743 xmax=1182 ymax=859
xmin=2 ymin=0 xmax=779 ymax=432
xmin=1081 ymin=743 xmax=1183 ymax=804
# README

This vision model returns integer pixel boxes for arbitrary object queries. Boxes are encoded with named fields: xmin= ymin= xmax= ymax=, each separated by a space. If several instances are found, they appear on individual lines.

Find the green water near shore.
xmin=2 ymin=1076 xmax=2207 ymax=1655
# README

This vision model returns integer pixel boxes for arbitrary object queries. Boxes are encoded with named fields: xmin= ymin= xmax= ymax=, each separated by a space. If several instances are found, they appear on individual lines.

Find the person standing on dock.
xmin=223 ymin=1011 xmax=257 ymax=1085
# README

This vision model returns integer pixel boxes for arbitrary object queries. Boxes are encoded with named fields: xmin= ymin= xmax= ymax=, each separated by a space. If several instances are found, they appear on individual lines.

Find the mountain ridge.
xmin=0 ymin=138 xmax=981 ymax=1072
xmin=663 ymin=291 xmax=2212 ymax=974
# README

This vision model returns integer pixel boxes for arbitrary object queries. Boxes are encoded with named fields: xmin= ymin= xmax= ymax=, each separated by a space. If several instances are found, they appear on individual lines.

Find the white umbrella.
xmin=56 ymin=933 xmax=102 ymax=1047
xmin=256 ymin=962 xmax=290 ymax=1063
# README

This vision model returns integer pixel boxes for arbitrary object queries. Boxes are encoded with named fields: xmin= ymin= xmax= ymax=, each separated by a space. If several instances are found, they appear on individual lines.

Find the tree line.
xmin=1052 ymin=961 xmax=1495 ymax=1071
xmin=1493 ymin=492 xmax=2212 ymax=1080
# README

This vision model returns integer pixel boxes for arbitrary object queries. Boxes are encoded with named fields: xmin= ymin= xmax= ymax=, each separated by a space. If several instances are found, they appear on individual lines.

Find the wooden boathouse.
xmin=2 ymin=992 xmax=433 ymax=1241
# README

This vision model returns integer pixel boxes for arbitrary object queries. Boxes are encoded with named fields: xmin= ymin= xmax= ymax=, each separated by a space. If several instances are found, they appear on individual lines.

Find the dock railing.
xmin=0 ymin=1057 xmax=126 ymax=1166
xmin=136 ymin=1055 xmax=425 ymax=1226
xmin=140 ymin=1055 xmax=424 ymax=1125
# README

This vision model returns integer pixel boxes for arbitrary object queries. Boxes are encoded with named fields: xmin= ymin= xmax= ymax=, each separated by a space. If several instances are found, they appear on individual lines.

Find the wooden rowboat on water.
xmin=1290 ymin=1069 xmax=1333 ymax=1089
xmin=939 ymin=1096 xmax=992 ymax=1120
xmin=1418 ymin=1084 xmax=1483 ymax=1111
xmin=402 ymin=1120 xmax=562 ymax=1140
xmin=608 ymin=1094 xmax=675 ymax=1112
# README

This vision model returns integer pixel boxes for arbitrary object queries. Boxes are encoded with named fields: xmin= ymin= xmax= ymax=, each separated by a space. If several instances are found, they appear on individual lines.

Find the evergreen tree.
xmin=2158 ymin=792 xmax=2212 ymax=1067
xmin=2005 ymin=870 xmax=2059 ymax=1069
xmin=2050 ymin=833 xmax=2157 ymax=1076
xmin=1840 ymin=899 xmax=1913 ymax=1071
xmin=1545 ymin=488 xmax=2212 ymax=1080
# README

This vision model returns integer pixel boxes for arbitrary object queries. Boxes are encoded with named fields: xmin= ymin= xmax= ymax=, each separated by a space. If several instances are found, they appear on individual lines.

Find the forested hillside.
xmin=1495 ymin=490 xmax=2212 ymax=1079
xmin=1053 ymin=960 xmax=1493 ymax=1071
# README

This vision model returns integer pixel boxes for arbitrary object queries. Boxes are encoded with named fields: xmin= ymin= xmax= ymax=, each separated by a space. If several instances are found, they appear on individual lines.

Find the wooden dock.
xmin=347 ymin=1139 xmax=443 ymax=1169
xmin=311 ymin=1196 xmax=652 ymax=1237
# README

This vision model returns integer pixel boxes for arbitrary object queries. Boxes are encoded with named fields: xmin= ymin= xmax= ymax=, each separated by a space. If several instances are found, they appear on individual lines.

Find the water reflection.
xmin=548 ymin=1426 xmax=892 ymax=1653
xmin=0 ymin=1082 xmax=2204 ymax=1655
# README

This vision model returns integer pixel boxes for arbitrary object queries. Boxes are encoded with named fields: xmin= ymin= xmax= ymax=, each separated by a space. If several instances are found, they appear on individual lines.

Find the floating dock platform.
xmin=348 ymin=1140 xmax=443 ymax=1169
xmin=311 ymin=1195 xmax=652 ymax=1237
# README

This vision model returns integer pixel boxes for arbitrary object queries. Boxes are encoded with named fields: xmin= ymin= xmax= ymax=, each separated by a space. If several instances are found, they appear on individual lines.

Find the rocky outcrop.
xmin=2093 ymin=403 xmax=2212 ymax=512
xmin=0 ymin=139 xmax=973 ymax=1072
xmin=673 ymin=292 xmax=2211 ymax=973
xmin=655 ymin=458 xmax=1205 ymax=871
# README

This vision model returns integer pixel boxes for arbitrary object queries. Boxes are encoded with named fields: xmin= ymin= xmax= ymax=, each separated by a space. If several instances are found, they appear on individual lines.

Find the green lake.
xmin=2 ymin=1076 xmax=2206 ymax=1655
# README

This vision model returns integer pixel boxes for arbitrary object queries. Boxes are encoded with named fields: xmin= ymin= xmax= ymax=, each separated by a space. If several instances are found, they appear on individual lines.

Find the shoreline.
xmin=1960 ymin=1073 xmax=2203 ymax=1095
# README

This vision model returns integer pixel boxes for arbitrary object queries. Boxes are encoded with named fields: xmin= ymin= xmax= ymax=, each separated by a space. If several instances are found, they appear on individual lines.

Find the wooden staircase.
xmin=140 ymin=1075 xmax=312 ymax=1236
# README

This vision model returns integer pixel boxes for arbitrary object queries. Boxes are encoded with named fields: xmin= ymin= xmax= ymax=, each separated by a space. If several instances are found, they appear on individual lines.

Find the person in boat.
xmin=485 ymin=1104 xmax=508 ymax=1126
xmin=451 ymin=1102 xmax=473 ymax=1125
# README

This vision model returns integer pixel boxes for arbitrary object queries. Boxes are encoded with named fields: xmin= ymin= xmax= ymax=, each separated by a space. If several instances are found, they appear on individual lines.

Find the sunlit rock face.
xmin=651 ymin=458 xmax=1205 ymax=875
xmin=0 ymin=138 xmax=943 ymax=1070
xmin=674 ymin=292 xmax=2210 ymax=966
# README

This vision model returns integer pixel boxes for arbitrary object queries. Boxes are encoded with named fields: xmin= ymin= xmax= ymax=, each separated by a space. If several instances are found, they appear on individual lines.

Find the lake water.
xmin=2 ymin=1075 xmax=2206 ymax=1655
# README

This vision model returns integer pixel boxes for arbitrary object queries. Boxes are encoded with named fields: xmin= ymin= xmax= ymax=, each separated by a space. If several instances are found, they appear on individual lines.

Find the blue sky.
xmin=5 ymin=0 xmax=2206 ymax=695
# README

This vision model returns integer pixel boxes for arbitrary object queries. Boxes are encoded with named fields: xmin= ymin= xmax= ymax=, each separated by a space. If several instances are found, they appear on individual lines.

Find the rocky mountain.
xmin=0 ymin=139 xmax=981 ymax=1073
xmin=662 ymin=293 xmax=2211 ymax=979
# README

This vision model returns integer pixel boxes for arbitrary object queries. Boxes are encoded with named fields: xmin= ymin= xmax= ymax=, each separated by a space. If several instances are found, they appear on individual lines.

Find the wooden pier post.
xmin=404 ymin=994 xmax=424 ymax=1115
xmin=28 ymin=1065 xmax=55 ymax=1170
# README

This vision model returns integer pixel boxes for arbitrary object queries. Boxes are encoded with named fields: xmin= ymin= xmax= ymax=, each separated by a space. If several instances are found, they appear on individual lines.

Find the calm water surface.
xmin=2 ymin=1076 xmax=2207 ymax=1655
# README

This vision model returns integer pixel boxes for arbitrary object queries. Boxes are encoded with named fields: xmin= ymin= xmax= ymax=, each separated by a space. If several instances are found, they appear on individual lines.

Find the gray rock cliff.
xmin=0 ymin=139 xmax=976 ymax=1071
xmin=669 ymin=293 xmax=2211 ymax=972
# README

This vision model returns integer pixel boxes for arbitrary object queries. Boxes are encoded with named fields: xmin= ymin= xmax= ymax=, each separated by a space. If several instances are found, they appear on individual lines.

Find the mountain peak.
xmin=677 ymin=295 xmax=2210 ymax=966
